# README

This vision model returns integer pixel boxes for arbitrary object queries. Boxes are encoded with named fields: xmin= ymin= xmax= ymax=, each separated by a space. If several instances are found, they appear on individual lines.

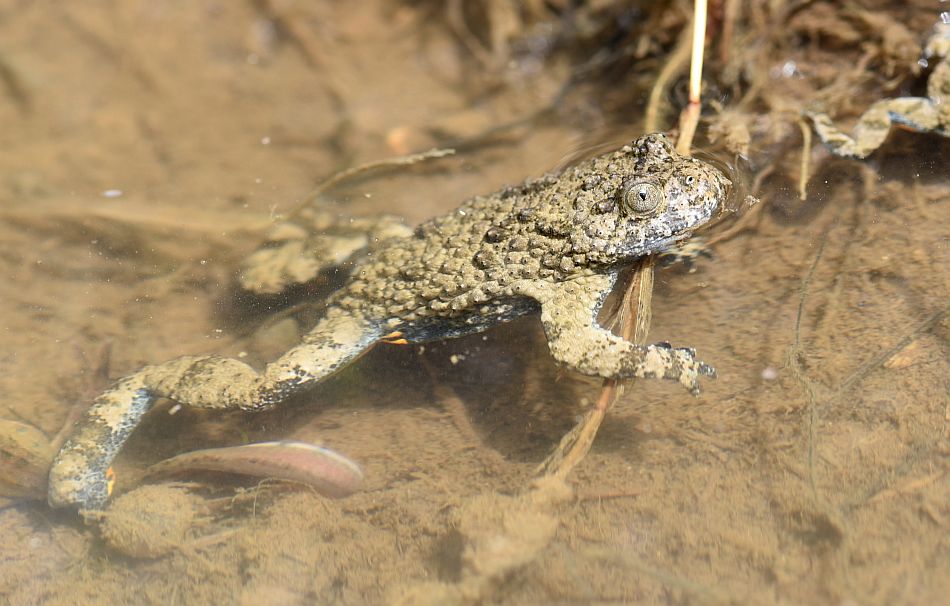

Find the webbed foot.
xmin=658 ymin=238 xmax=713 ymax=270
xmin=644 ymin=342 xmax=716 ymax=395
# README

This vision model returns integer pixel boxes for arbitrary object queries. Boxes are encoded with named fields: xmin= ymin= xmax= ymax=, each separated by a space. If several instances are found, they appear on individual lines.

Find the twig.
xmin=537 ymin=0 xmax=710 ymax=480
xmin=678 ymin=0 xmax=708 ymax=154
xmin=677 ymin=103 xmax=702 ymax=156
xmin=829 ymin=308 xmax=948 ymax=405
xmin=797 ymin=118 xmax=813 ymax=201
xmin=688 ymin=0 xmax=708 ymax=105
xmin=644 ymin=29 xmax=692 ymax=133
xmin=285 ymin=148 xmax=455 ymax=221
xmin=787 ymin=234 xmax=829 ymax=497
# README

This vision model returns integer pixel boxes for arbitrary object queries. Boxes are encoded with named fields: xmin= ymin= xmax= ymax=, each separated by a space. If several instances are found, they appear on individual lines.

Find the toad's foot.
xmin=649 ymin=343 xmax=717 ymax=395
xmin=806 ymin=21 xmax=950 ymax=158
xmin=658 ymin=238 xmax=712 ymax=270
xmin=806 ymin=97 xmax=944 ymax=159
xmin=512 ymin=275 xmax=716 ymax=395
xmin=48 ymin=310 xmax=381 ymax=511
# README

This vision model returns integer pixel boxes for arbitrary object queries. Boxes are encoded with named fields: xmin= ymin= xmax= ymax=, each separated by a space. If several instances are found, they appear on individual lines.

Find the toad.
xmin=48 ymin=133 xmax=730 ymax=510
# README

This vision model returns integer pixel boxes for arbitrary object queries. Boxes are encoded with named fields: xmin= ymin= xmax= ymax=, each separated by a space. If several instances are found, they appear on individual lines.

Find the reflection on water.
xmin=0 ymin=2 xmax=947 ymax=604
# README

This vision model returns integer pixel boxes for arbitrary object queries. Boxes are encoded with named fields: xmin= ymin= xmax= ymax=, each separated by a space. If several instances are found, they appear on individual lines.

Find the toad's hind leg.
xmin=808 ymin=98 xmax=941 ymax=158
xmin=48 ymin=310 xmax=381 ymax=510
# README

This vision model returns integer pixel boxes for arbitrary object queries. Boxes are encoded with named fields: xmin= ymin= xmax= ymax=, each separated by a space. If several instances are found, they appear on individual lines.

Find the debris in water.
xmin=98 ymin=484 xmax=198 ymax=559
xmin=144 ymin=440 xmax=364 ymax=498
xmin=0 ymin=419 xmax=54 ymax=500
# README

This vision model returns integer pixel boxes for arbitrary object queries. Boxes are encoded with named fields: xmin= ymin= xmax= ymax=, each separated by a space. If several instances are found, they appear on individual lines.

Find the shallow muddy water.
xmin=0 ymin=2 xmax=947 ymax=605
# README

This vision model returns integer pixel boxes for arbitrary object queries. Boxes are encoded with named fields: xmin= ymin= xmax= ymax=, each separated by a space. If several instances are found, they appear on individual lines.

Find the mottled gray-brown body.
xmin=807 ymin=21 xmax=950 ymax=158
xmin=49 ymin=134 xmax=730 ymax=511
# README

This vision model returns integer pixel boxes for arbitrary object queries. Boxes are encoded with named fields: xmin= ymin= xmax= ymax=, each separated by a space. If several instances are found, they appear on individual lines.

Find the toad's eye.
xmin=621 ymin=182 xmax=662 ymax=216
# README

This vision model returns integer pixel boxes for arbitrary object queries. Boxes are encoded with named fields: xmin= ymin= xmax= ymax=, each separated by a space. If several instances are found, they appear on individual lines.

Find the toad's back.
xmin=330 ymin=135 xmax=726 ymax=330
xmin=329 ymin=176 xmax=570 ymax=325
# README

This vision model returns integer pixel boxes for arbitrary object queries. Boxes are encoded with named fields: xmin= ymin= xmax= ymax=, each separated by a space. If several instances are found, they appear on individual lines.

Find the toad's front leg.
xmin=512 ymin=275 xmax=715 ymax=394
xmin=48 ymin=310 xmax=381 ymax=511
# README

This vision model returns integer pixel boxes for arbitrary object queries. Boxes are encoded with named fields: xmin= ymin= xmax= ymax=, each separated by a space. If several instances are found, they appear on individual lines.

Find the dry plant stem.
xmin=676 ymin=0 xmax=707 ymax=154
xmin=677 ymin=103 xmax=702 ymax=155
xmin=797 ymin=118 xmax=813 ymax=201
xmin=540 ymin=2 xmax=709 ymax=479
xmin=689 ymin=0 xmax=708 ymax=104
xmin=718 ymin=0 xmax=741 ymax=64
xmin=285 ymin=148 xmax=455 ymax=221
xmin=629 ymin=259 xmax=655 ymax=345
xmin=644 ymin=29 xmax=692 ymax=133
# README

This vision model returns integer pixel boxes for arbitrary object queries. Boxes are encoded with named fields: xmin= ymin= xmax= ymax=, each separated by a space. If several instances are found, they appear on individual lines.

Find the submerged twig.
xmin=644 ymin=29 xmax=692 ymax=133
xmin=0 ymin=51 xmax=31 ymax=113
xmin=829 ymin=308 xmax=948 ymax=406
xmin=285 ymin=148 xmax=455 ymax=221
xmin=797 ymin=118 xmax=813 ymax=201
xmin=534 ymin=260 xmax=653 ymax=478
xmin=787 ymin=233 xmax=829 ymax=498
xmin=677 ymin=0 xmax=708 ymax=154
xmin=538 ymin=0 xmax=710 ymax=480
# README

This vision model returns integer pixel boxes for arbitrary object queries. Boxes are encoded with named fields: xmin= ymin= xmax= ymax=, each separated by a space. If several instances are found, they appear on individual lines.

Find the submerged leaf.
xmin=145 ymin=440 xmax=364 ymax=499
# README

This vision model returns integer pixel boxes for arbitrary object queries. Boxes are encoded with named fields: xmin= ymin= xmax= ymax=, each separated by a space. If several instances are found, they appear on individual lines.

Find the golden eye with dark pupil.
xmin=622 ymin=182 xmax=662 ymax=215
